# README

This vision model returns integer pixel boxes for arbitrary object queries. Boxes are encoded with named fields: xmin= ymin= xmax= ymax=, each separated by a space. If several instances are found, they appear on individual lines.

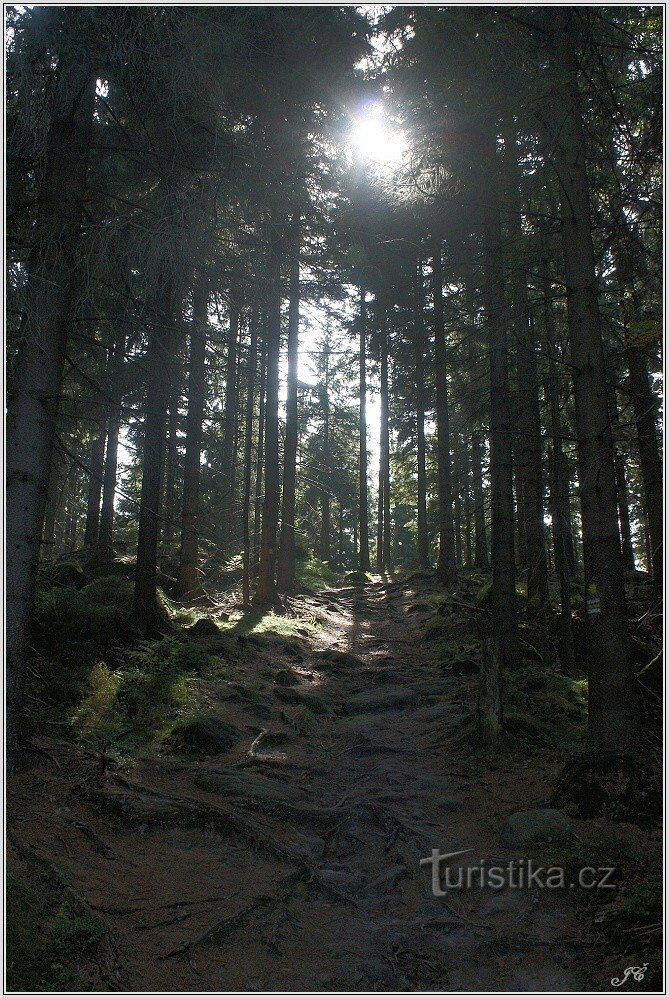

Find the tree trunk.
xmin=253 ymin=331 xmax=267 ymax=575
xmin=626 ymin=342 xmax=662 ymax=589
xmin=176 ymin=274 xmax=209 ymax=597
xmin=162 ymin=380 xmax=180 ymax=552
xmin=320 ymin=344 xmax=332 ymax=564
xmin=242 ymin=306 xmax=258 ymax=605
xmin=414 ymin=261 xmax=429 ymax=568
xmin=482 ymin=138 xmax=519 ymax=669
xmin=83 ymin=429 xmax=106 ymax=548
xmin=546 ymin=14 xmax=640 ymax=751
xmin=6 ymin=46 xmax=95 ymax=767
xmin=607 ymin=377 xmax=636 ymax=573
xmin=471 ymin=430 xmax=489 ymax=569
xmin=378 ymin=322 xmax=392 ymax=571
xmin=221 ymin=291 xmax=240 ymax=551
xmin=504 ymin=132 xmax=548 ymax=607
xmin=97 ymin=327 xmax=126 ymax=563
xmin=254 ymin=227 xmax=282 ymax=605
xmin=134 ymin=281 xmax=178 ymax=626
xmin=540 ymin=226 xmax=575 ymax=671
xmin=358 ymin=287 xmax=371 ymax=572
xmin=278 ymin=217 xmax=301 ymax=592
xmin=42 ymin=447 xmax=68 ymax=558
xmin=431 ymin=242 xmax=457 ymax=583
xmin=477 ymin=638 xmax=503 ymax=746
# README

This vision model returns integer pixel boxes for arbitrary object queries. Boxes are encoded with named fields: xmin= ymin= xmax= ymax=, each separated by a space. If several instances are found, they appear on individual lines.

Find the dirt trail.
xmin=9 ymin=577 xmax=586 ymax=991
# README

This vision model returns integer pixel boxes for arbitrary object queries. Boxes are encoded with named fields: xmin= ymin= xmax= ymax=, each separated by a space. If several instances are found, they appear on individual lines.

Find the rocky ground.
xmin=7 ymin=574 xmax=660 ymax=991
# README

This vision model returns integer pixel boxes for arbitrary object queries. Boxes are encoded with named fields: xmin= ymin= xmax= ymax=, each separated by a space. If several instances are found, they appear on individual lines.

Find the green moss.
xmin=7 ymin=872 xmax=104 ymax=991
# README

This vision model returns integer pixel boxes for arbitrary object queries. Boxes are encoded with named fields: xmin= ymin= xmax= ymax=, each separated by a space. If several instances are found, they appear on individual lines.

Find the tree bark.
xmin=176 ymin=274 xmax=209 ymax=597
xmin=242 ymin=306 xmax=258 ymax=605
xmin=97 ymin=327 xmax=126 ymax=563
xmin=431 ymin=242 xmax=457 ymax=583
xmin=503 ymin=131 xmax=548 ymax=607
xmin=6 ymin=43 xmax=96 ymax=767
xmin=134 ymin=280 xmax=179 ymax=626
xmin=414 ymin=261 xmax=429 ymax=568
xmin=320 ymin=343 xmax=332 ymax=564
xmin=278 ymin=217 xmax=301 ymax=592
xmin=358 ymin=287 xmax=371 ymax=572
xmin=221 ymin=291 xmax=240 ymax=552
xmin=482 ymin=138 xmax=519 ymax=669
xmin=253 ymin=331 xmax=267 ymax=575
xmin=546 ymin=14 xmax=640 ymax=751
xmin=83 ymin=429 xmax=106 ymax=549
xmin=378 ymin=321 xmax=392 ymax=572
xmin=540 ymin=226 xmax=575 ymax=671
xmin=626 ymin=342 xmax=662 ymax=588
xmin=254 ymin=226 xmax=282 ymax=605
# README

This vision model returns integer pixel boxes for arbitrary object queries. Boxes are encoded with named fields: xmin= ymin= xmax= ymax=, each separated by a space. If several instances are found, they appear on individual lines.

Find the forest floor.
xmin=7 ymin=571 xmax=662 ymax=992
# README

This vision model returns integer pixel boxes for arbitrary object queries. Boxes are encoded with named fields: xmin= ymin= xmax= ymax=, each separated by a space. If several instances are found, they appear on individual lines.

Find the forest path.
xmin=9 ymin=576 xmax=585 ymax=991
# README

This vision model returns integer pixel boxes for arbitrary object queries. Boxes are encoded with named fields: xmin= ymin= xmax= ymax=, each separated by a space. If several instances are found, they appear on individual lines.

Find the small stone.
xmin=500 ymin=808 xmax=572 ymax=848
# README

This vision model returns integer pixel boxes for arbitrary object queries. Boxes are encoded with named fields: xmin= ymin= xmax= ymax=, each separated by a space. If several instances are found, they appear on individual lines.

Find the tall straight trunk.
xmin=253 ymin=332 xmax=267 ymax=574
xmin=376 ymin=453 xmax=382 ymax=566
xmin=358 ymin=288 xmax=371 ymax=572
xmin=504 ymin=130 xmax=548 ymax=606
xmin=65 ymin=466 xmax=82 ymax=550
xmin=540 ymin=225 xmax=576 ymax=579
xmin=254 ymin=227 xmax=282 ymax=605
xmin=431 ymin=243 xmax=457 ymax=583
xmin=453 ymin=452 xmax=463 ymax=569
xmin=626 ymin=343 xmax=662 ymax=588
xmin=97 ymin=327 xmax=126 ymax=563
xmin=540 ymin=227 xmax=575 ymax=670
xmin=278 ymin=217 xmax=301 ymax=592
xmin=463 ymin=467 xmax=473 ymax=569
xmin=414 ymin=261 xmax=429 ymax=568
xmin=471 ymin=431 xmax=489 ymax=569
xmin=607 ymin=377 xmax=636 ymax=573
xmin=320 ymin=345 xmax=331 ymax=563
xmin=6 ymin=46 xmax=95 ymax=766
xmin=242 ymin=306 xmax=258 ymax=604
xmin=163 ymin=381 xmax=180 ymax=550
xmin=378 ymin=322 xmax=392 ymax=571
xmin=221 ymin=293 xmax=240 ymax=550
xmin=546 ymin=14 xmax=640 ymax=751
xmin=611 ymin=217 xmax=662 ymax=588
xmin=176 ymin=275 xmax=209 ymax=597
xmin=482 ymin=139 xmax=519 ymax=669
xmin=134 ymin=280 xmax=178 ymax=626
xmin=338 ymin=503 xmax=344 ymax=570
xmin=466 ymin=300 xmax=490 ymax=571
xmin=42 ymin=447 xmax=68 ymax=557
xmin=83 ymin=429 xmax=106 ymax=548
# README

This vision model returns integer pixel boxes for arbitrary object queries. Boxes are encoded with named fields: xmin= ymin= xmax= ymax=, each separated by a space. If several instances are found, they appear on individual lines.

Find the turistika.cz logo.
xmin=420 ymin=848 xmax=616 ymax=893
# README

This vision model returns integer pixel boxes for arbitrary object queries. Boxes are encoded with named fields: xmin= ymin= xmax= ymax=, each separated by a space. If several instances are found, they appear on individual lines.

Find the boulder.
xmin=500 ymin=808 xmax=572 ymax=848
xmin=187 ymin=617 xmax=220 ymax=637
xmin=176 ymin=716 xmax=241 ymax=754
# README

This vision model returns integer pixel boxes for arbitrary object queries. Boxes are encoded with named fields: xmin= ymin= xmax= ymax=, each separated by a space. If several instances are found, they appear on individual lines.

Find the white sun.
xmin=350 ymin=102 xmax=407 ymax=168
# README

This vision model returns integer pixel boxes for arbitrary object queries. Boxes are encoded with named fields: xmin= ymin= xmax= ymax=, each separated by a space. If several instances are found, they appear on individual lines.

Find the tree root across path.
xmin=97 ymin=774 xmax=364 ymax=910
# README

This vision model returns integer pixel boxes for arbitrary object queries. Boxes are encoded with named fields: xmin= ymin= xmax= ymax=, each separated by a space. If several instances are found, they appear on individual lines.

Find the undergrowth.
xmin=6 ymin=872 xmax=104 ymax=991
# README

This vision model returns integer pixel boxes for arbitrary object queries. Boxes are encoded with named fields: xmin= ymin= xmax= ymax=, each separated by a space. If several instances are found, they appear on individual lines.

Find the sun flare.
xmin=350 ymin=102 xmax=407 ymax=168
